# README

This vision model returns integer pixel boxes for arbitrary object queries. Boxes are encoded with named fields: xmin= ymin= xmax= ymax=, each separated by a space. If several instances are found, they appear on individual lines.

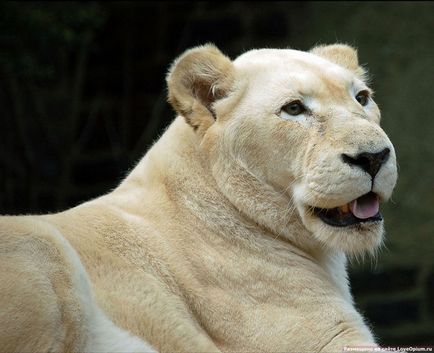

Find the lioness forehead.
xmin=233 ymin=48 xmax=365 ymax=101
xmin=234 ymin=48 xmax=357 ymax=85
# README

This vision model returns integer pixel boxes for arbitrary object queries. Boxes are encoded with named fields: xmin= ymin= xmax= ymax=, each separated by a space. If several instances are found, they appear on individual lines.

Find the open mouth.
xmin=311 ymin=192 xmax=382 ymax=227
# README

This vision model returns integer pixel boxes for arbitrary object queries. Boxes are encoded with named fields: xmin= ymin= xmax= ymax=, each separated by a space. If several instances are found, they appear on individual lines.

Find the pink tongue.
xmin=349 ymin=193 xmax=380 ymax=219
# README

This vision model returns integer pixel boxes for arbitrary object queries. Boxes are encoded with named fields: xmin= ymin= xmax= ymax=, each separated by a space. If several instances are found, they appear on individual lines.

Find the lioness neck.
xmin=121 ymin=118 xmax=302 ymax=250
xmin=118 ymin=117 xmax=348 ymax=278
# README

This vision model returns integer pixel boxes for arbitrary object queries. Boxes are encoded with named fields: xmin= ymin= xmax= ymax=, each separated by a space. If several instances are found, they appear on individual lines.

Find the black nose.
xmin=342 ymin=148 xmax=390 ymax=178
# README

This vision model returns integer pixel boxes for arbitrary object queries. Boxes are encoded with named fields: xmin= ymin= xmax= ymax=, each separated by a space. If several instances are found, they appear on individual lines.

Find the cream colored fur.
xmin=0 ymin=43 xmax=397 ymax=352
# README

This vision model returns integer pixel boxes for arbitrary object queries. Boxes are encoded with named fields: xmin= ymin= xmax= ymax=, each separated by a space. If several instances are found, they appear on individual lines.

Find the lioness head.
xmin=167 ymin=44 xmax=397 ymax=256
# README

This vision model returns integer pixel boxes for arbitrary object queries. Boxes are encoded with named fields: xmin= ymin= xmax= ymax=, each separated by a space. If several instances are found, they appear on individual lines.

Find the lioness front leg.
xmin=0 ymin=217 xmax=155 ymax=353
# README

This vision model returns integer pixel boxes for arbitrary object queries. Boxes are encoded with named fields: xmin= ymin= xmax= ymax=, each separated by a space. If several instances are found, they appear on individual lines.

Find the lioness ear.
xmin=310 ymin=44 xmax=367 ymax=80
xmin=166 ymin=44 xmax=235 ymax=133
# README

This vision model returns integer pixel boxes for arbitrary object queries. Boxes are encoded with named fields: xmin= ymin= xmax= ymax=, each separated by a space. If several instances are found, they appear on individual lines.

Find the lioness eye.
xmin=355 ymin=90 xmax=370 ymax=106
xmin=282 ymin=101 xmax=306 ymax=116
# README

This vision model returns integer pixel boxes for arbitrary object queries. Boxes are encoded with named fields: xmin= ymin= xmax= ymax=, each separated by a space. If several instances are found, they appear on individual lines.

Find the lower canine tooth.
xmin=340 ymin=204 xmax=349 ymax=213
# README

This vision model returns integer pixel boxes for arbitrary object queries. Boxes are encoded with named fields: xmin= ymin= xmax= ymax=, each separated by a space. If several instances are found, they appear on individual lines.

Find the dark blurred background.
xmin=1 ymin=1 xmax=433 ymax=347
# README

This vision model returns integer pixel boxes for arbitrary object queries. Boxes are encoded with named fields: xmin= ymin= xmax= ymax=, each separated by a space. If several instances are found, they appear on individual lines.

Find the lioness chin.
xmin=0 ymin=43 xmax=397 ymax=353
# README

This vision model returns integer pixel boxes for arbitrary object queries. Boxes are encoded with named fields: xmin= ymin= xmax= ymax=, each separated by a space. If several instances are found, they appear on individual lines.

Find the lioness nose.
xmin=341 ymin=148 xmax=390 ymax=178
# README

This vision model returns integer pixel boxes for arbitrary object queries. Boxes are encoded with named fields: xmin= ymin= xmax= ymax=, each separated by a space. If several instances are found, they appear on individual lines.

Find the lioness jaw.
xmin=0 ymin=43 xmax=397 ymax=352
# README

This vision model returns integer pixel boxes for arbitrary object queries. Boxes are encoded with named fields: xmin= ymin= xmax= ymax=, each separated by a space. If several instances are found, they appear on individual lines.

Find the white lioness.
xmin=0 ymin=43 xmax=397 ymax=352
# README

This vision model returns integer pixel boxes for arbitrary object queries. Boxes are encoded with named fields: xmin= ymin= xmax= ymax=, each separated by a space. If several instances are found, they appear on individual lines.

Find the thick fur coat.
xmin=0 ymin=44 xmax=397 ymax=352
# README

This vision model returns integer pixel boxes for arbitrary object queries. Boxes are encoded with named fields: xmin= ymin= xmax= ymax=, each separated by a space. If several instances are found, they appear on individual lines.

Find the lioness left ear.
xmin=310 ymin=44 xmax=367 ymax=80
xmin=166 ymin=44 xmax=235 ymax=133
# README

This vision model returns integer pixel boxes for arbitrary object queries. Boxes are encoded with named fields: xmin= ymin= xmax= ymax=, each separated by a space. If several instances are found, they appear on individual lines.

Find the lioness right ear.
xmin=166 ymin=44 xmax=235 ymax=133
